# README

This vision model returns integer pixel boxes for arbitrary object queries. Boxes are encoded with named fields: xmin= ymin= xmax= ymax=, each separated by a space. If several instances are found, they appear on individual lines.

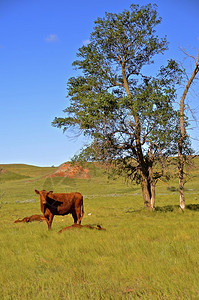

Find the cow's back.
xmin=52 ymin=192 xmax=82 ymax=203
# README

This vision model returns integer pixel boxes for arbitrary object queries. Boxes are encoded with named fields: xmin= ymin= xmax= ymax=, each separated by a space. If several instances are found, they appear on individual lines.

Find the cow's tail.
xmin=79 ymin=196 xmax=84 ymax=223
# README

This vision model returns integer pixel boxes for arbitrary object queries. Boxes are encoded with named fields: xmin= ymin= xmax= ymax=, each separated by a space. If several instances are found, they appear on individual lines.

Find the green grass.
xmin=0 ymin=159 xmax=199 ymax=299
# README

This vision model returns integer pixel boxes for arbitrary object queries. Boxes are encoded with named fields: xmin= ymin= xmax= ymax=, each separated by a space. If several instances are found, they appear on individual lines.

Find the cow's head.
xmin=35 ymin=190 xmax=53 ymax=205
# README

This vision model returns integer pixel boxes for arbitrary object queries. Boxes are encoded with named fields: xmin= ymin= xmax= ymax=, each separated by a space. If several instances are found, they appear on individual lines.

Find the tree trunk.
xmin=140 ymin=170 xmax=155 ymax=210
xmin=151 ymin=183 xmax=156 ymax=210
xmin=148 ymin=142 xmax=155 ymax=210
xmin=178 ymin=139 xmax=185 ymax=210
xmin=179 ymin=174 xmax=185 ymax=210
xmin=178 ymin=53 xmax=199 ymax=210
xmin=121 ymin=60 xmax=156 ymax=209
xmin=141 ymin=174 xmax=151 ymax=208
xmin=149 ymin=166 xmax=155 ymax=210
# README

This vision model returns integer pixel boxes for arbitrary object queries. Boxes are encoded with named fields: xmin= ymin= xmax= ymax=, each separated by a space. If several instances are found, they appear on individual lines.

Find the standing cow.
xmin=35 ymin=190 xmax=84 ymax=230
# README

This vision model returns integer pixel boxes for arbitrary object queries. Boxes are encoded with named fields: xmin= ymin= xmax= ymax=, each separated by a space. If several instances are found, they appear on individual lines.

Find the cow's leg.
xmin=72 ymin=211 xmax=78 ymax=224
xmin=44 ymin=215 xmax=50 ymax=228
xmin=76 ymin=207 xmax=82 ymax=225
xmin=47 ymin=214 xmax=54 ymax=230
xmin=44 ymin=214 xmax=53 ymax=230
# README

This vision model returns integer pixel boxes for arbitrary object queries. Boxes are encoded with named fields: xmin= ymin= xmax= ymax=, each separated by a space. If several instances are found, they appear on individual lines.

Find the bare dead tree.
xmin=178 ymin=48 xmax=199 ymax=210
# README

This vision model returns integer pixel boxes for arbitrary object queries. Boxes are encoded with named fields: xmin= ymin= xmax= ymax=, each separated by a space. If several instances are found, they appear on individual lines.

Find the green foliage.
xmin=52 ymin=4 xmax=184 ymax=166
xmin=73 ymin=4 xmax=167 ymax=78
xmin=53 ymin=4 xmax=169 ymax=137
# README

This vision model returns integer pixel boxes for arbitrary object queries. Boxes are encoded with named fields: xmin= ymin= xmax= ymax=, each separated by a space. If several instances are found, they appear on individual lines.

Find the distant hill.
xmin=0 ymin=168 xmax=30 ymax=181
xmin=0 ymin=162 xmax=99 ymax=182
xmin=0 ymin=164 xmax=58 ymax=182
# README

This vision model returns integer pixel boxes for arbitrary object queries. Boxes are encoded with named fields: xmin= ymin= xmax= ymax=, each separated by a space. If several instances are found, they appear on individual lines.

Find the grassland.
xmin=0 ymin=159 xmax=199 ymax=299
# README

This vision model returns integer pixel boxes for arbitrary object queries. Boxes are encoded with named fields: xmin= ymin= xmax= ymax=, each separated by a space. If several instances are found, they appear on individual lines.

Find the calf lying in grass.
xmin=14 ymin=214 xmax=45 ymax=223
xmin=58 ymin=223 xmax=106 ymax=233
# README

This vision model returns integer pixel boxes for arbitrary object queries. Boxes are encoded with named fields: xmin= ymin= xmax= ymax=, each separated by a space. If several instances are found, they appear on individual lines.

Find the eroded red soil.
xmin=47 ymin=163 xmax=90 ymax=179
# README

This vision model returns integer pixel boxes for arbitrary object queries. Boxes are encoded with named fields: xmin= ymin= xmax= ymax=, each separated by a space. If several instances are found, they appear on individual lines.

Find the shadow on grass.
xmin=125 ymin=206 xmax=178 ymax=213
xmin=125 ymin=208 xmax=145 ymax=214
xmin=186 ymin=204 xmax=199 ymax=211
xmin=155 ymin=205 xmax=178 ymax=212
xmin=155 ymin=204 xmax=199 ymax=212
xmin=126 ymin=204 xmax=199 ymax=213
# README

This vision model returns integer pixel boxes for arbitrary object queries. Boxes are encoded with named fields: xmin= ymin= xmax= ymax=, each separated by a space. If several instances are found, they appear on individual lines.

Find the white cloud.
xmin=83 ymin=39 xmax=91 ymax=46
xmin=45 ymin=34 xmax=59 ymax=43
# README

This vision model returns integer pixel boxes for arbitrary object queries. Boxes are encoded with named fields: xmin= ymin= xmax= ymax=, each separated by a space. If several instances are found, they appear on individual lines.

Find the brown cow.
xmin=35 ymin=190 xmax=84 ymax=230
xmin=14 ymin=214 xmax=45 ymax=223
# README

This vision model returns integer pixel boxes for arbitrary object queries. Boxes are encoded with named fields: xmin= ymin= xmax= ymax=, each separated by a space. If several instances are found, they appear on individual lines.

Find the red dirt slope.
xmin=47 ymin=163 xmax=90 ymax=179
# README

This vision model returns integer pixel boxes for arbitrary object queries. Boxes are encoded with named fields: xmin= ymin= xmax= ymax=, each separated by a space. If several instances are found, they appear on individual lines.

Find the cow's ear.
xmin=48 ymin=191 xmax=53 ymax=195
xmin=35 ymin=190 xmax=40 ymax=194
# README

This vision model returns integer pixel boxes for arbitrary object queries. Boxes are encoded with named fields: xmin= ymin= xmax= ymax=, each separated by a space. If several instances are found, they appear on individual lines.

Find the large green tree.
xmin=53 ymin=4 xmax=182 ymax=209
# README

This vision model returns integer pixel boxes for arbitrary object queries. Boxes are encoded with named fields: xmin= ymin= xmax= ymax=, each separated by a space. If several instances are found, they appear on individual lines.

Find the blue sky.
xmin=0 ymin=0 xmax=199 ymax=166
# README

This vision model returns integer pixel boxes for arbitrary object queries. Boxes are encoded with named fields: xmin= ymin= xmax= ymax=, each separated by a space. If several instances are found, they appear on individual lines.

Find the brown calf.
xmin=35 ymin=190 xmax=84 ymax=230
xmin=14 ymin=214 xmax=45 ymax=223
